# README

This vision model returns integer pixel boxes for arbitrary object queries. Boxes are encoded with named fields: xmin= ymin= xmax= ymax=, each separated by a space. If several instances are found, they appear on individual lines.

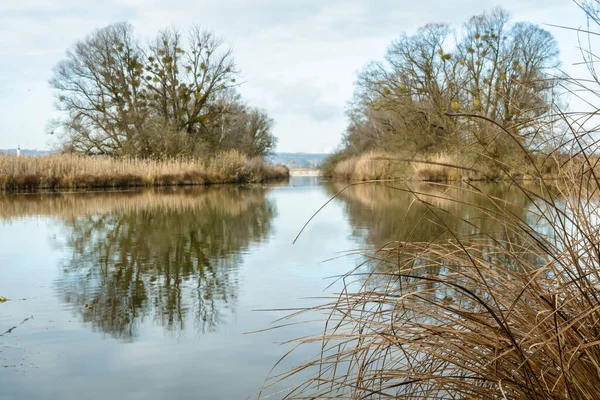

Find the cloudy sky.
xmin=0 ymin=0 xmax=589 ymax=153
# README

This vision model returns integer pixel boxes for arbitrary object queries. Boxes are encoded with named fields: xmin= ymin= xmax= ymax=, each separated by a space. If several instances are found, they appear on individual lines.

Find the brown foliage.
xmin=0 ymin=151 xmax=288 ymax=191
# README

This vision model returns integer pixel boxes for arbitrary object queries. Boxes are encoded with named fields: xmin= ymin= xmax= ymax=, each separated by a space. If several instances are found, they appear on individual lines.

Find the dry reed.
xmin=412 ymin=154 xmax=460 ymax=182
xmin=332 ymin=152 xmax=466 ymax=182
xmin=263 ymin=149 xmax=600 ymax=400
xmin=332 ymin=151 xmax=410 ymax=181
xmin=260 ymin=13 xmax=600 ymax=399
xmin=0 ymin=150 xmax=288 ymax=191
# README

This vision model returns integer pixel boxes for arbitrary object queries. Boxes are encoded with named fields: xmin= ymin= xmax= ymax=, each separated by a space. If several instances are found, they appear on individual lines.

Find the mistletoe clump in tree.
xmin=50 ymin=23 xmax=276 ymax=158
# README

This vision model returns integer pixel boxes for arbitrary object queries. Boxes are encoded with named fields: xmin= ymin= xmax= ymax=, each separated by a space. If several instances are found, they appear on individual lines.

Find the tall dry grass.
xmin=260 ymin=12 xmax=600 ymax=399
xmin=264 ymin=156 xmax=600 ymax=400
xmin=331 ymin=151 xmax=410 ymax=181
xmin=0 ymin=150 xmax=288 ymax=191
xmin=411 ymin=153 xmax=461 ymax=182
xmin=331 ymin=152 xmax=469 ymax=182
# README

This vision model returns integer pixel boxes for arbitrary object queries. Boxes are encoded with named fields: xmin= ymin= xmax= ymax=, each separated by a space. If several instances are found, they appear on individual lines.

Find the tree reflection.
xmin=325 ymin=181 xmax=550 ymax=280
xmin=16 ymin=187 xmax=276 ymax=340
xmin=326 ymin=182 xmax=540 ymax=246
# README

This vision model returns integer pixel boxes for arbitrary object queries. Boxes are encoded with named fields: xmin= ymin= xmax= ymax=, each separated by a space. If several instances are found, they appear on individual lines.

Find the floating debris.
xmin=0 ymin=316 xmax=33 ymax=337
xmin=0 ymin=296 xmax=7 ymax=303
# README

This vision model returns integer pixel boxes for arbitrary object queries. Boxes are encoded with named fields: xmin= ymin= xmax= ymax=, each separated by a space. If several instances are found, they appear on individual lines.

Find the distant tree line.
xmin=49 ymin=23 xmax=276 ymax=158
xmin=328 ymin=8 xmax=561 ymax=178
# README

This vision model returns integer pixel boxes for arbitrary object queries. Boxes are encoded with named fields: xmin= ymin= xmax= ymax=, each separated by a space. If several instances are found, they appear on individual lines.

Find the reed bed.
xmin=412 ymin=154 xmax=461 ymax=182
xmin=262 ymin=149 xmax=600 ymax=399
xmin=331 ymin=151 xmax=409 ymax=181
xmin=262 ymin=24 xmax=600 ymax=397
xmin=331 ymin=152 xmax=469 ymax=182
xmin=0 ymin=150 xmax=288 ymax=191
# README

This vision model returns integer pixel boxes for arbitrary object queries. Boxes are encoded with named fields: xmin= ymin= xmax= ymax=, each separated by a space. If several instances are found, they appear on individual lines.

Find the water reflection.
xmin=325 ymin=182 xmax=540 ymax=247
xmin=1 ymin=187 xmax=276 ymax=340
xmin=0 ymin=179 xmax=552 ymax=399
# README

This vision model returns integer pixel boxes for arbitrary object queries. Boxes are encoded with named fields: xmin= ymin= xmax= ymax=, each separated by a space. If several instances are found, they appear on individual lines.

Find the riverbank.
xmin=0 ymin=151 xmax=289 ymax=192
xmin=324 ymin=151 xmax=561 ymax=182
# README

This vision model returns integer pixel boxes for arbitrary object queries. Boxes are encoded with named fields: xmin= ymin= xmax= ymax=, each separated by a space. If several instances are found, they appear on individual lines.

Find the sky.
xmin=0 ymin=0 xmax=591 ymax=153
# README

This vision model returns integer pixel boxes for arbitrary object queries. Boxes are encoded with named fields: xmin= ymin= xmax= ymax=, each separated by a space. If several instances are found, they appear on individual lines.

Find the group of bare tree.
xmin=333 ymin=8 xmax=561 ymax=176
xmin=49 ymin=23 xmax=276 ymax=158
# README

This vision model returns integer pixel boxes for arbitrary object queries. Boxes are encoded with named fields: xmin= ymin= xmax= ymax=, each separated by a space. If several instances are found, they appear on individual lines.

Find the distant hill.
xmin=0 ymin=148 xmax=54 ymax=156
xmin=269 ymin=152 xmax=329 ymax=169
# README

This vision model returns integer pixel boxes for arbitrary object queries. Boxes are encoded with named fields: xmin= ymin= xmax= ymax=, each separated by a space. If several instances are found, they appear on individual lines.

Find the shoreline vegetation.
xmin=0 ymin=151 xmax=288 ymax=192
xmin=324 ymin=151 xmax=562 ymax=182
xmin=29 ymin=23 xmax=285 ymax=195
xmin=319 ymin=7 xmax=564 ymax=184
xmin=259 ymin=4 xmax=600 ymax=399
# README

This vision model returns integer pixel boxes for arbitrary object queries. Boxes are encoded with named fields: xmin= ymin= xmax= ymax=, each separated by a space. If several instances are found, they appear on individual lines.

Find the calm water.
xmin=0 ymin=177 xmax=536 ymax=399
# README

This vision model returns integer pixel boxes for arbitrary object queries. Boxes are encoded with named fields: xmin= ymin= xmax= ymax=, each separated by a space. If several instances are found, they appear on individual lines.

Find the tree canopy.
xmin=49 ymin=23 xmax=276 ymax=158
xmin=336 ymin=8 xmax=560 ymax=175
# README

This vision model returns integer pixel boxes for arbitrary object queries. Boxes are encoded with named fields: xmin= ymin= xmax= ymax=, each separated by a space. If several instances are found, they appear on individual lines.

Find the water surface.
xmin=0 ymin=177 xmax=537 ymax=399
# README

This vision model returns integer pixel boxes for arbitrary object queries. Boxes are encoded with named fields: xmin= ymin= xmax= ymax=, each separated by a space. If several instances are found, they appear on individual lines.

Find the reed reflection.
xmin=325 ymin=181 xmax=549 ymax=280
xmin=326 ymin=182 xmax=540 ymax=246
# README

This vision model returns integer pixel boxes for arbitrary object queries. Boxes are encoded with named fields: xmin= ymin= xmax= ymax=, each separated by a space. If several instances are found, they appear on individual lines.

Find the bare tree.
xmin=457 ymin=8 xmax=560 ymax=137
xmin=49 ymin=23 xmax=274 ymax=158
xmin=236 ymin=108 xmax=276 ymax=157
xmin=339 ymin=8 xmax=561 ymax=168
xmin=144 ymin=27 xmax=237 ymax=136
xmin=50 ymin=23 xmax=148 ymax=155
xmin=214 ymin=94 xmax=276 ymax=157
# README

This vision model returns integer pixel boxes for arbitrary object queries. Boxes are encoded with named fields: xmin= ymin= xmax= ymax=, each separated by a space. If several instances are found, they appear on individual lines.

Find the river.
xmin=0 ymin=176 xmax=537 ymax=399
